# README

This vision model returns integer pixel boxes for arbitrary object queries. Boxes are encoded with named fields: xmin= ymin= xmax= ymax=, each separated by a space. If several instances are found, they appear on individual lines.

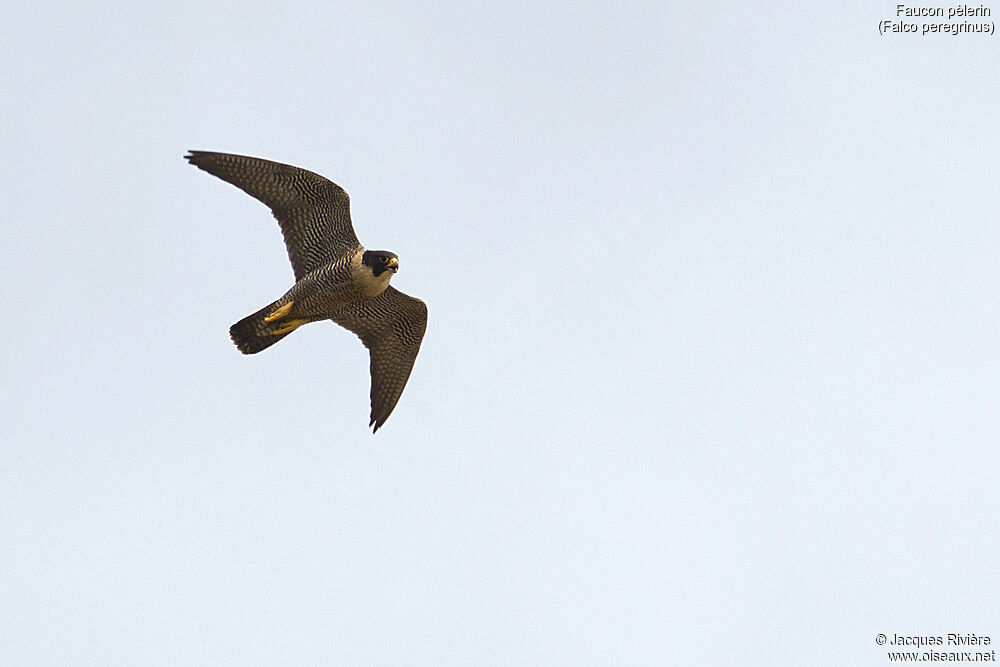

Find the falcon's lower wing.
xmin=330 ymin=287 xmax=428 ymax=432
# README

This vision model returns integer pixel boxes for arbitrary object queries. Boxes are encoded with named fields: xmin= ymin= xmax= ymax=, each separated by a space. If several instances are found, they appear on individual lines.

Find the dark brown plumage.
xmin=186 ymin=151 xmax=427 ymax=432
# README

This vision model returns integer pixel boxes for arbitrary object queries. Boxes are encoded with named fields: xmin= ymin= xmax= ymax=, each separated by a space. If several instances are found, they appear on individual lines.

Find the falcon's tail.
xmin=229 ymin=301 xmax=295 ymax=355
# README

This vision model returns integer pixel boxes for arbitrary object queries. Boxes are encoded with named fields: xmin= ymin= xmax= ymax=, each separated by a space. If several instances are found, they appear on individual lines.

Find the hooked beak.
xmin=388 ymin=257 xmax=399 ymax=273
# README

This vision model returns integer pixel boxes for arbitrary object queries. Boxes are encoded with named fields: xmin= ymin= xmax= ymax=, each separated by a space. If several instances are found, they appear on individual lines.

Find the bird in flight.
xmin=186 ymin=151 xmax=427 ymax=432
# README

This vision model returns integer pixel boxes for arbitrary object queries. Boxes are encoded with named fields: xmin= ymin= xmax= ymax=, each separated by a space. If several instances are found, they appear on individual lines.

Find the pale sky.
xmin=3 ymin=2 xmax=999 ymax=664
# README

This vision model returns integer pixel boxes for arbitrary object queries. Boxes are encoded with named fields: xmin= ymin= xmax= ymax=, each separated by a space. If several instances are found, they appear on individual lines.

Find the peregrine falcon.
xmin=185 ymin=151 xmax=427 ymax=433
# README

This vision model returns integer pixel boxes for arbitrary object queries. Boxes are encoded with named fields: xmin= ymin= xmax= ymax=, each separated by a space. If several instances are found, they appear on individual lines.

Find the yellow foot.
xmin=264 ymin=301 xmax=294 ymax=323
xmin=271 ymin=318 xmax=309 ymax=335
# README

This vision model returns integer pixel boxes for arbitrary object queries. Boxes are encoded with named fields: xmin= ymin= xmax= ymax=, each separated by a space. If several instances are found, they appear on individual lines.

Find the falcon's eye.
xmin=381 ymin=257 xmax=389 ymax=263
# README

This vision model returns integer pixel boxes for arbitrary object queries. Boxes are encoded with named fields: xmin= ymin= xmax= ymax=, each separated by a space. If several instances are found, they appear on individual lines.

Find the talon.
xmin=271 ymin=318 xmax=309 ymax=335
xmin=264 ymin=301 xmax=294 ymax=322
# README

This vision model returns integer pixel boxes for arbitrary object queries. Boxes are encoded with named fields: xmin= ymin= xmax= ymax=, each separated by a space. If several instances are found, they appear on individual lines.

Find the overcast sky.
xmin=3 ymin=1 xmax=998 ymax=664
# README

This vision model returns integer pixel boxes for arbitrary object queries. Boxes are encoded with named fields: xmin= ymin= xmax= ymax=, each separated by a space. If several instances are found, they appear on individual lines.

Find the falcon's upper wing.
xmin=186 ymin=151 xmax=360 ymax=280
xmin=330 ymin=287 xmax=428 ymax=432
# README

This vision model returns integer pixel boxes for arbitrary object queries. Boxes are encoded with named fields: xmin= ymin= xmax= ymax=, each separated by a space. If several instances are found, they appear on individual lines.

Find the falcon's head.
xmin=362 ymin=250 xmax=399 ymax=277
